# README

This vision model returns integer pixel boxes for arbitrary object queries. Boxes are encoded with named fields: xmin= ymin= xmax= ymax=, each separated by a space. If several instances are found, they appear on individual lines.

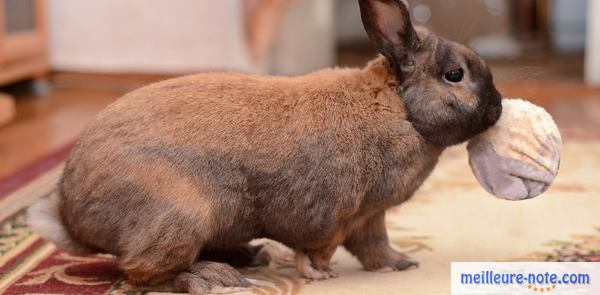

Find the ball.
xmin=467 ymin=99 xmax=562 ymax=201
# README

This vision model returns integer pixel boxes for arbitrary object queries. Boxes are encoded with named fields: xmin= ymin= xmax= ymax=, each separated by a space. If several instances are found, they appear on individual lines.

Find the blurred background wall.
xmin=47 ymin=0 xmax=334 ymax=76
xmin=48 ymin=0 xmax=251 ymax=73
xmin=38 ymin=0 xmax=596 ymax=83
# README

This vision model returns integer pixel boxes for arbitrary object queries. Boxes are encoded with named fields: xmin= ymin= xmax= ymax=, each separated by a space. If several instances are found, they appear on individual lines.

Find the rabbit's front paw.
xmin=295 ymin=252 xmax=338 ymax=280
xmin=253 ymin=239 xmax=295 ymax=268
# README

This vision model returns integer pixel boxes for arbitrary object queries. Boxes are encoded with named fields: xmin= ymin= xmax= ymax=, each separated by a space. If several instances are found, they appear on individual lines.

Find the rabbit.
xmin=27 ymin=0 xmax=502 ymax=293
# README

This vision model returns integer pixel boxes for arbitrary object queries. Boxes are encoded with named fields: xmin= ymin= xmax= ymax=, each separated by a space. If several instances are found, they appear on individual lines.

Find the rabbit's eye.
xmin=444 ymin=68 xmax=464 ymax=83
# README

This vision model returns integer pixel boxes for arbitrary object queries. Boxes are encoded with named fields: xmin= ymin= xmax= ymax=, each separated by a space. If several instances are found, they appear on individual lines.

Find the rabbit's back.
xmin=59 ymin=60 xmax=442 ymax=251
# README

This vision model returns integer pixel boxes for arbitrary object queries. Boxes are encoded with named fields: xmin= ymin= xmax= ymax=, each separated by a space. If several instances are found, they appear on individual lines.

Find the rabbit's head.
xmin=359 ymin=0 xmax=502 ymax=146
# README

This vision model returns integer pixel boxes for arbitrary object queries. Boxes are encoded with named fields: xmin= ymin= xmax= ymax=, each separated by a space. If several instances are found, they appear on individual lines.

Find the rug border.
xmin=0 ymin=142 xmax=74 ymax=200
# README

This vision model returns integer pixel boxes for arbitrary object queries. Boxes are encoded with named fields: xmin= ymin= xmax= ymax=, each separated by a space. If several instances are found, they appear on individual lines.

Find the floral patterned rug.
xmin=1 ymin=141 xmax=599 ymax=295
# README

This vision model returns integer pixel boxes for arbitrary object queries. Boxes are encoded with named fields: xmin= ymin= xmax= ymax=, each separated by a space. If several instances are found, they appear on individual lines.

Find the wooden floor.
xmin=0 ymin=74 xmax=170 ymax=179
xmin=1 ymin=61 xmax=599 ymax=179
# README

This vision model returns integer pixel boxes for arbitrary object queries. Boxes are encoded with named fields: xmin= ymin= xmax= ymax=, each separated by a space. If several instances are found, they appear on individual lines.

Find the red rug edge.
xmin=0 ymin=141 xmax=76 ymax=200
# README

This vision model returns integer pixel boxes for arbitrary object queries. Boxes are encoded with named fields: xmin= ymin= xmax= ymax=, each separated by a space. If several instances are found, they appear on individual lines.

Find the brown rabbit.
xmin=28 ymin=0 xmax=502 ymax=293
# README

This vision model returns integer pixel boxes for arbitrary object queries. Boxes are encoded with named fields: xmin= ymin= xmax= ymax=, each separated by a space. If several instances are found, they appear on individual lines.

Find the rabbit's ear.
xmin=359 ymin=0 xmax=420 ymax=80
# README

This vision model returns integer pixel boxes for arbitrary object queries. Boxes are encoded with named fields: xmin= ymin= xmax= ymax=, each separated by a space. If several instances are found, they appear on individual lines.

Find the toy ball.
xmin=467 ymin=99 xmax=562 ymax=201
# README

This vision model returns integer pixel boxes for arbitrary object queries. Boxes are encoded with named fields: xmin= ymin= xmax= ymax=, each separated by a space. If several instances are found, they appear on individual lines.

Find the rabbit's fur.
xmin=28 ymin=0 xmax=502 ymax=293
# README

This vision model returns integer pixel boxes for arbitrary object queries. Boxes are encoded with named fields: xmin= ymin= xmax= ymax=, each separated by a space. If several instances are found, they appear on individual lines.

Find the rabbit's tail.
xmin=27 ymin=190 xmax=92 ymax=255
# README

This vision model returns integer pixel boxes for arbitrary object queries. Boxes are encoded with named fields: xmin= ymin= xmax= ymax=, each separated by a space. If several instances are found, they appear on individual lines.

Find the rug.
xmin=1 ymin=141 xmax=599 ymax=295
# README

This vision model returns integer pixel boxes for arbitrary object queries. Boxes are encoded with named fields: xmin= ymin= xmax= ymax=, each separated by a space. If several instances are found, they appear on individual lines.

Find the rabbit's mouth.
xmin=479 ymin=87 xmax=503 ymax=129
xmin=484 ymin=101 xmax=502 ymax=127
